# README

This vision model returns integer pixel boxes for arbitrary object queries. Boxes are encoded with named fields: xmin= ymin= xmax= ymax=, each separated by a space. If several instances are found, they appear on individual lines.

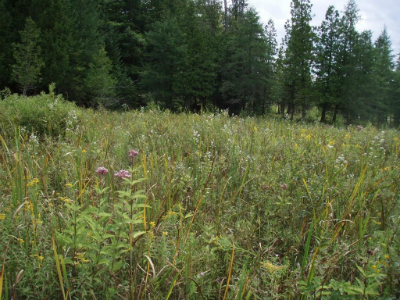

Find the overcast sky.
xmin=247 ymin=0 xmax=400 ymax=56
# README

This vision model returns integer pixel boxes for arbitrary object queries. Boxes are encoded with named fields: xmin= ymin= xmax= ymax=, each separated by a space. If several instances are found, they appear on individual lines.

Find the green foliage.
xmin=85 ymin=46 xmax=117 ymax=107
xmin=1 ymin=107 xmax=399 ymax=298
xmin=11 ymin=17 xmax=44 ymax=96
xmin=0 ymin=85 xmax=80 ymax=137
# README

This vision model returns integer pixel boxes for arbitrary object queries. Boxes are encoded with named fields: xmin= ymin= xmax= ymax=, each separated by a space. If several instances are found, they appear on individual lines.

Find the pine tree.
xmin=85 ymin=46 xmax=117 ymax=107
xmin=393 ymin=55 xmax=400 ymax=127
xmin=282 ymin=0 xmax=315 ymax=120
xmin=372 ymin=27 xmax=394 ymax=125
xmin=263 ymin=19 xmax=278 ymax=115
xmin=141 ymin=16 xmax=185 ymax=110
xmin=336 ymin=0 xmax=360 ymax=122
xmin=314 ymin=5 xmax=341 ymax=123
xmin=0 ymin=0 xmax=12 ymax=89
xmin=221 ymin=8 xmax=269 ymax=115
xmin=11 ymin=17 xmax=44 ymax=95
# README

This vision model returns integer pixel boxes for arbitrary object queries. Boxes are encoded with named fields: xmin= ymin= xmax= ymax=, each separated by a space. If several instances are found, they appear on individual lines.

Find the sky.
xmin=247 ymin=0 xmax=400 ymax=56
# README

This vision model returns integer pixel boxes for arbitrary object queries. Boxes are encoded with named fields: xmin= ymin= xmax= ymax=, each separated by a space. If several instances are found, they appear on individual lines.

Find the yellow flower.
xmin=0 ymin=213 xmax=5 ymax=220
xmin=385 ymin=254 xmax=390 ymax=259
xmin=305 ymin=134 xmax=312 ymax=141
xmin=27 ymin=178 xmax=40 ymax=187
xmin=81 ymin=149 xmax=87 ymax=154
xmin=65 ymin=183 xmax=73 ymax=188
xmin=150 ymin=221 xmax=156 ymax=228
xmin=18 ymin=238 xmax=24 ymax=244
xmin=328 ymin=140 xmax=335 ymax=146
xmin=253 ymin=126 xmax=258 ymax=132
xmin=163 ymin=231 xmax=168 ymax=236
xmin=345 ymin=133 xmax=351 ymax=140
xmin=384 ymin=167 xmax=390 ymax=171
xmin=372 ymin=265 xmax=377 ymax=269
xmin=377 ymin=269 xmax=381 ymax=273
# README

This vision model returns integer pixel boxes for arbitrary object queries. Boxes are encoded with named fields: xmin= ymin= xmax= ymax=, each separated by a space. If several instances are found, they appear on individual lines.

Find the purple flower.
xmin=262 ymin=185 xmax=269 ymax=190
xmin=95 ymin=167 xmax=109 ymax=176
xmin=129 ymin=150 xmax=139 ymax=159
xmin=115 ymin=170 xmax=131 ymax=179
xmin=281 ymin=183 xmax=287 ymax=190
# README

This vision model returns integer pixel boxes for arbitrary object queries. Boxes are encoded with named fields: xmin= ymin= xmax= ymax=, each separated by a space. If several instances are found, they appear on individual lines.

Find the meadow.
xmin=0 ymin=92 xmax=399 ymax=299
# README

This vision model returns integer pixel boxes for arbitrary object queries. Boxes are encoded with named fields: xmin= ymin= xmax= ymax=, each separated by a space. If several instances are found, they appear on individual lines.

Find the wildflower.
xmin=150 ymin=221 xmax=156 ymax=227
xmin=65 ymin=183 xmax=73 ymax=188
xmin=281 ymin=183 xmax=287 ymax=190
xmin=385 ymin=254 xmax=390 ymax=259
xmin=27 ymin=178 xmax=40 ymax=187
xmin=262 ymin=185 xmax=269 ymax=190
xmin=0 ymin=213 xmax=5 ymax=220
xmin=115 ymin=170 xmax=131 ymax=179
xmin=356 ymin=125 xmax=363 ymax=131
xmin=95 ymin=166 xmax=109 ymax=176
xmin=163 ymin=231 xmax=168 ymax=236
xmin=18 ymin=238 xmax=24 ymax=244
xmin=82 ymin=149 xmax=87 ymax=154
xmin=372 ymin=265 xmax=377 ymax=269
xmin=129 ymin=150 xmax=139 ymax=159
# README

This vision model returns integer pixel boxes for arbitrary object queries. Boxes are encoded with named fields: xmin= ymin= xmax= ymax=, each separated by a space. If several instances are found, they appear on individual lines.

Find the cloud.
xmin=248 ymin=0 xmax=400 ymax=55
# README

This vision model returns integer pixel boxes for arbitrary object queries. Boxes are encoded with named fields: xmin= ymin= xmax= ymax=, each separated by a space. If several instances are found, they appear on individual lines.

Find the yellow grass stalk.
xmin=223 ymin=240 xmax=235 ymax=300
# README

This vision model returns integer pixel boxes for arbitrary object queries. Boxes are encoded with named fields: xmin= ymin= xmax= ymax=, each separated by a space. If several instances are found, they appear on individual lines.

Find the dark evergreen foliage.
xmin=0 ymin=0 xmax=398 ymax=126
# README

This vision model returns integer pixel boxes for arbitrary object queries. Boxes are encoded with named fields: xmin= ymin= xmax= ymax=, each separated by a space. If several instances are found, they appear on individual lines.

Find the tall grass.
xmin=0 ymin=101 xmax=399 ymax=299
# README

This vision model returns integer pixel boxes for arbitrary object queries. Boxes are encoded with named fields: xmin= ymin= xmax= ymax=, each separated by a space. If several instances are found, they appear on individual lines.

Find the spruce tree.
xmin=282 ymin=0 xmax=314 ymax=120
xmin=314 ymin=5 xmax=341 ymax=123
xmin=372 ymin=27 xmax=395 ymax=125
xmin=336 ymin=0 xmax=360 ymax=122
xmin=0 ymin=0 xmax=12 ymax=90
xmin=85 ymin=46 xmax=117 ymax=107
xmin=11 ymin=17 xmax=44 ymax=95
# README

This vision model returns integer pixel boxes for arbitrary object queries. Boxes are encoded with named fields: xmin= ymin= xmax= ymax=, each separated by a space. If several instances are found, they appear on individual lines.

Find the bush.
xmin=0 ymin=84 xmax=81 ymax=138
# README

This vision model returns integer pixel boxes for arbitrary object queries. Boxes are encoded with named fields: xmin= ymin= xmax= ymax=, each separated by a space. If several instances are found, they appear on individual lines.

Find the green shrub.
xmin=0 ymin=84 xmax=81 ymax=138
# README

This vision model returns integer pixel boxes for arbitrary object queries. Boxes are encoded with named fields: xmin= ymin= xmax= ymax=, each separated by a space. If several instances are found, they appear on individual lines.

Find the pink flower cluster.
xmin=95 ymin=167 xmax=109 ymax=175
xmin=114 ymin=170 xmax=131 ymax=179
xmin=129 ymin=150 xmax=139 ymax=159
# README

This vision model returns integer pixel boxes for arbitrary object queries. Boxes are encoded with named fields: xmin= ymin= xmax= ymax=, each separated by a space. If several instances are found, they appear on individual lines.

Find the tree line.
xmin=0 ymin=0 xmax=399 ymax=126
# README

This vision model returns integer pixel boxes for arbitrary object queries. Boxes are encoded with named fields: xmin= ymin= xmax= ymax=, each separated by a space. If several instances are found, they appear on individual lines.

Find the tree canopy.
xmin=0 ymin=0 xmax=399 ymax=126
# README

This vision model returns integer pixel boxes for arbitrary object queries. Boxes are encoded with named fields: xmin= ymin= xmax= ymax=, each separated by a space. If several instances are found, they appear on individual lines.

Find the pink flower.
xmin=95 ymin=167 xmax=109 ymax=175
xmin=356 ymin=125 xmax=363 ymax=131
xmin=281 ymin=183 xmax=287 ymax=190
xmin=115 ymin=170 xmax=131 ymax=179
xmin=129 ymin=150 xmax=139 ymax=159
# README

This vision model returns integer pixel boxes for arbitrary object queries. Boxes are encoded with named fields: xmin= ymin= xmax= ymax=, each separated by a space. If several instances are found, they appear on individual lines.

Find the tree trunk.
xmin=333 ymin=104 xmax=339 ymax=123
xmin=224 ymin=0 xmax=228 ymax=31
xmin=320 ymin=104 xmax=327 ymax=123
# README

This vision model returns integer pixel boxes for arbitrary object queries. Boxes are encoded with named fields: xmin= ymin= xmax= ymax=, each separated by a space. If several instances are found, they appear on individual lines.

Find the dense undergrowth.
xmin=0 ymin=94 xmax=399 ymax=299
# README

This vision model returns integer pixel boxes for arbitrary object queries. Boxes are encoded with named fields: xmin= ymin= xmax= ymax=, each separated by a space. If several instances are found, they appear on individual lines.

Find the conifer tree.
xmin=85 ymin=46 xmax=117 ymax=107
xmin=336 ymin=0 xmax=360 ymax=122
xmin=315 ymin=5 xmax=341 ymax=123
xmin=11 ymin=17 xmax=44 ymax=95
xmin=372 ymin=27 xmax=395 ymax=125
xmin=282 ymin=0 xmax=314 ymax=120
xmin=0 ymin=0 xmax=12 ymax=89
